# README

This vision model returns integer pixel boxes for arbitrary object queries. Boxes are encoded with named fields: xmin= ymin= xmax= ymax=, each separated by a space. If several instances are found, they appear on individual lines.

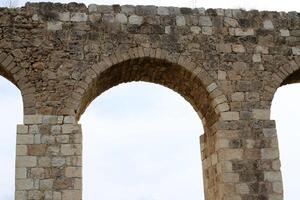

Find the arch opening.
xmin=0 ymin=75 xmax=23 ymax=200
xmin=76 ymin=57 xmax=220 ymax=132
xmin=80 ymin=82 xmax=205 ymax=199
xmin=75 ymin=56 xmax=225 ymax=200
xmin=271 ymin=67 xmax=300 ymax=200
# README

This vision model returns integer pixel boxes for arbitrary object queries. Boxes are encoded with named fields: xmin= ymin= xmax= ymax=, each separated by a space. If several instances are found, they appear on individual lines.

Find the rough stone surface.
xmin=0 ymin=3 xmax=298 ymax=200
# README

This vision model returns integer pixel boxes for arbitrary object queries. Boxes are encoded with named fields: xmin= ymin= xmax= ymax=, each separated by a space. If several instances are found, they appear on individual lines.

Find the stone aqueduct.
xmin=0 ymin=2 xmax=300 ymax=200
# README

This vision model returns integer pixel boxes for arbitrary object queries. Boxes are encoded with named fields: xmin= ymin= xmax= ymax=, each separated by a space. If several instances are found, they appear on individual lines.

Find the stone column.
xmin=200 ymin=117 xmax=283 ymax=200
xmin=15 ymin=115 xmax=82 ymax=200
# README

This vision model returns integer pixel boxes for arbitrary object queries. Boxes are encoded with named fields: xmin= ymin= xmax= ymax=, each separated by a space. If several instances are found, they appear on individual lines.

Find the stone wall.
xmin=16 ymin=115 xmax=82 ymax=200
xmin=0 ymin=2 xmax=299 ymax=199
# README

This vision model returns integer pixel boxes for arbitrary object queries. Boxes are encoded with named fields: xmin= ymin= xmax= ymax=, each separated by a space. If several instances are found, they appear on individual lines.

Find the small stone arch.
xmin=0 ymin=51 xmax=19 ymax=87
xmin=266 ymin=57 xmax=300 ymax=94
xmin=72 ymin=47 xmax=229 ymax=132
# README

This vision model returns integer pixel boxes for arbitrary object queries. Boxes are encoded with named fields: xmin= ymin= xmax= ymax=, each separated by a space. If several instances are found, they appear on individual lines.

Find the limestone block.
xmin=252 ymin=54 xmax=261 ymax=62
xmin=199 ymin=16 xmax=212 ymax=26
xmin=263 ymin=19 xmax=274 ymax=30
xmin=280 ymin=29 xmax=290 ymax=37
xmin=1 ymin=55 xmax=13 ymax=67
xmin=29 ymin=125 xmax=39 ymax=134
xmin=121 ymin=5 xmax=135 ymax=14
xmin=52 ymin=157 xmax=66 ymax=167
xmin=62 ymin=190 xmax=81 ymax=200
xmin=71 ymin=13 xmax=88 ymax=22
xmin=56 ymin=135 xmax=69 ymax=143
xmin=51 ymin=125 xmax=62 ymax=135
xmin=234 ymin=28 xmax=254 ymax=36
xmin=88 ymin=4 xmax=98 ymax=12
xmin=264 ymin=171 xmax=282 ymax=182
xmin=62 ymin=124 xmax=80 ymax=134
xmin=252 ymin=109 xmax=270 ymax=120
xmin=231 ymin=92 xmax=244 ymax=101
xmin=207 ymin=82 xmax=217 ymax=92
xmin=16 ymin=179 xmax=34 ymax=190
xmin=273 ymin=182 xmax=283 ymax=194
xmin=59 ymin=12 xmax=70 ymax=21
xmin=15 ymin=168 xmax=27 ymax=179
xmin=129 ymin=15 xmax=143 ymax=25
xmin=232 ymin=44 xmax=245 ymax=53
xmin=15 ymin=191 xmax=27 ymax=200
xmin=65 ymin=167 xmax=82 ymax=177
xmin=16 ymin=145 xmax=27 ymax=155
xmin=224 ymin=17 xmax=239 ymax=27
xmin=28 ymin=191 xmax=43 ymax=199
xmin=236 ymin=183 xmax=249 ymax=194
xmin=53 ymin=192 xmax=62 ymax=200
xmin=16 ymin=156 xmax=37 ymax=167
xmin=24 ymin=115 xmax=42 ymax=125
xmin=202 ymin=26 xmax=212 ymax=35
xmin=61 ymin=144 xmax=81 ymax=156
xmin=263 ymin=128 xmax=277 ymax=137
xmin=222 ymin=173 xmax=239 ymax=183
xmin=28 ymin=144 xmax=47 ymax=156
xmin=38 ymin=157 xmax=51 ymax=167
xmin=115 ymin=13 xmax=127 ymax=24
xmin=255 ymin=46 xmax=268 ymax=54
xmin=40 ymin=179 xmax=54 ymax=190
xmin=218 ymin=70 xmax=227 ymax=80
xmin=41 ymin=135 xmax=55 ymax=144
xmin=191 ymin=26 xmax=201 ymax=34
xmin=103 ymin=14 xmax=114 ymax=23
xmin=216 ymin=43 xmax=232 ymax=53
xmin=176 ymin=16 xmax=186 ymax=26
xmin=30 ymin=168 xmax=45 ymax=179
xmin=292 ymin=47 xmax=300 ymax=55
xmin=47 ymin=21 xmax=63 ymax=31
xmin=216 ymin=102 xmax=230 ymax=112
xmin=43 ymin=115 xmax=60 ymax=124
xmin=220 ymin=112 xmax=240 ymax=121
xmin=157 ymin=7 xmax=169 ymax=15
xmin=17 ymin=125 xmax=28 ymax=134
xmin=218 ymin=149 xmax=243 ymax=160
xmin=261 ymin=148 xmax=279 ymax=159
xmin=17 ymin=135 xmax=34 ymax=145
xmin=32 ymin=14 xmax=39 ymax=21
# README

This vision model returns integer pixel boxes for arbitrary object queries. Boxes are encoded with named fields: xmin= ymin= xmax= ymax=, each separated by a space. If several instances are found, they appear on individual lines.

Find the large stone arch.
xmin=69 ymin=47 xmax=232 ymax=200
xmin=72 ymin=47 xmax=230 ymax=130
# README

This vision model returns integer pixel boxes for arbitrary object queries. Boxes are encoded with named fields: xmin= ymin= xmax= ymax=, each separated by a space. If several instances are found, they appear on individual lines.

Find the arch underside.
xmin=0 ymin=64 xmax=17 ymax=87
xmin=281 ymin=68 xmax=300 ymax=86
xmin=77 ymin=58 xmax=218 ymax=131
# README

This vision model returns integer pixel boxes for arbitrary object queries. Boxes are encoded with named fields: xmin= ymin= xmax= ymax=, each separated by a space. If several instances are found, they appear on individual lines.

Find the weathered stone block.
xmin=65 ymin=167 xmax=82 ymax=177
xmin=199 ymin=16 xmax=212 ymax=26
xmin=24 ymin=115 xmax=42 ymax=125
xmin=16 ymin=179 xmax=34 ymax=190
xmin=263 ymin=19 xmax=274 ymax=30
xmin=220 ymin=112 xmax=240 ymax=121
xmin=17 ymin=135 xmax=34 ymax=145
xmin=17 ymin=125 xmax=28 ymax=134
xmin=115 ymin=13 xmax=127 ymax=24
xmin=129 ymin=15 xmax=143 ymax=25
xmin=176 ymin=16 xmax=185 ymax=26
xmin=234 ymin=28 xmax=254 ymax=36
xmin=157 ymin=7 xmax=169 ymax=15
xmin=71 ymin=13 xmax=88 ymax=22
xmin=292 ymin=47 xmax=300 ymax=55
xmin=47 ymin=21 xmax=63 ymax=31
xmin=252 ymin=109 xmax=270 ymax=120
xmin=16 ymin=156 xmax=37 ymax=167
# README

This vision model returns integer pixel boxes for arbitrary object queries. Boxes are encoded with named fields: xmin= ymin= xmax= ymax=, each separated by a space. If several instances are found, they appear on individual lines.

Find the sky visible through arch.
xmin=0 ymin=0 xmax=300 ymax=199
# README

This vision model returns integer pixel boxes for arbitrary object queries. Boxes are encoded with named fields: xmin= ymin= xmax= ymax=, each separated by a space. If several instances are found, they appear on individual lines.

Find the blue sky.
xmin=0 ymin=0 xmax=300 ymax=200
